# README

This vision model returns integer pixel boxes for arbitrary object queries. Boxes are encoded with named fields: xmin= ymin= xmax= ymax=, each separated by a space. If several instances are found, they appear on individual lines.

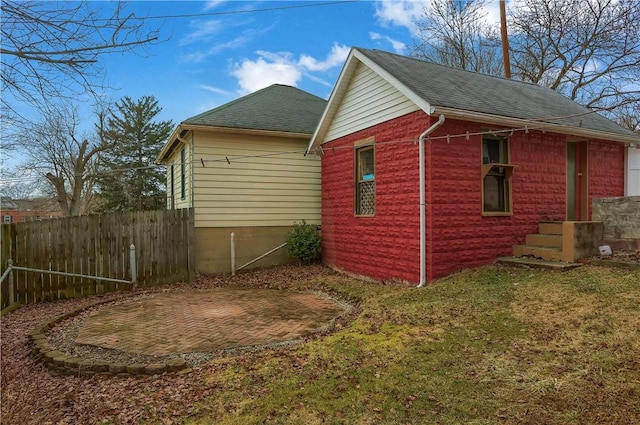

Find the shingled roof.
xmin=309 ymin=48 xmax=638 ymax=150
xmin=183 ymin=84 xmax=327 ymax=135
xmin=356 ymin=48 xmax=635 ymax=137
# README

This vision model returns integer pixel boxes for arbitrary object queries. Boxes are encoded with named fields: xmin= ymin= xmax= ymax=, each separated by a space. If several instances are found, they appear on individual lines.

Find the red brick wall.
xmin=321 ymin=111 xmax=625 ymax=284
xmin=1 ymin=210 xmax=62 ymax=223
xmin=426 ymin=125 xmax=571 ymax=280
xmin=587 ymin=139 xmax=625 ymax=217
xmin=321 ymin=112 xmax=428 ymax=283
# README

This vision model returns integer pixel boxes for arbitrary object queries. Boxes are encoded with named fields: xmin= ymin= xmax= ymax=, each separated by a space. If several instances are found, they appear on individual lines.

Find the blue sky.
xmin=98 ymin=0 xmax=502 ymax=125
xmin=1 ymin=0 xmax=505 ymax=174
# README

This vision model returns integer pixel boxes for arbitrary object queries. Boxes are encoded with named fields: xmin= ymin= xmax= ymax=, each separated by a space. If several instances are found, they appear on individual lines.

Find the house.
xmin=307 ymin=48 xmax=640 ymax=285
xmin=0 ymin=197 xmax=62 ymax=223
xmin=157 ymin=84 xmax=327 ymax=274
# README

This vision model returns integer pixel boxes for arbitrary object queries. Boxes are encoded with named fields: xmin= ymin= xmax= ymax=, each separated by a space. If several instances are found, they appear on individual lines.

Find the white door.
xmin=626 ymin=146 xmax=640 ymax=196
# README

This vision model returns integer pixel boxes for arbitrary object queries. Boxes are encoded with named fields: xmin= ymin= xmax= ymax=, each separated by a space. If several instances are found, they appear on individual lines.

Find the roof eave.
xmin=158 ymin=123 xmax=312 ymax=164
xmin=307 ymin=49 xmax=359 ymax=153
xmin=180 ymin=123 xmax=310 ymax=139
xmin=156 ymin=124 xmax=187 ymax=164
xmin=435 ymin=107 xmax=640 ymax=144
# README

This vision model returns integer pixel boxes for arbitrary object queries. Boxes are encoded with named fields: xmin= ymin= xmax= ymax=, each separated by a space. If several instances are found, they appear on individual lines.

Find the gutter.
xmin=434 ymin=106 xmax=639 ymax=144
xmin=417 ymin=114 xmax=445 ymax=288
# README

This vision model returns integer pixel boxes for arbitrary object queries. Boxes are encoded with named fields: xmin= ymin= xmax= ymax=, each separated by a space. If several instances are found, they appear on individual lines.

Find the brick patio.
xmin=75 ymin=289 xmax=347 ymax=355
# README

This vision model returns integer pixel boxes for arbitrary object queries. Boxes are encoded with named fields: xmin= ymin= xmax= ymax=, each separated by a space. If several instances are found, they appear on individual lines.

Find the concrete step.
xmin=525 ymin=233 xmax=563 ymax=248
xmin=538 ymin=221 xmax=563 ymax=235
xmin=513 ymin=244 xmax=562 ymax=261
xmin=496 ymin=257 xmax=582 ymax=271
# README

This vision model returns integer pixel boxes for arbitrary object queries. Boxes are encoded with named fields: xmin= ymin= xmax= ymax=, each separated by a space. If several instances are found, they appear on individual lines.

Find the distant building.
xmin=0 ymin=197 xmax=62 ymax=223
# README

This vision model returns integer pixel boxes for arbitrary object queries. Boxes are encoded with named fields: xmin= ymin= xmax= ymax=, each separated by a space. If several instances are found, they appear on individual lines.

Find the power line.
xmin=0 ymin=1 xmax=361 ymax=24
xmin=2 ymin=107 xmax=630 ymax=184
xmin=138 ymin=0 xmax=361 ymax=20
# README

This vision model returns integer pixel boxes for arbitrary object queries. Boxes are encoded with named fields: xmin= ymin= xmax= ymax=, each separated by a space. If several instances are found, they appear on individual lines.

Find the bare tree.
xmin=0 ymin=1 xmax=159 ymax=123
xmin=411 ymin=0 xmax=504 ymax=76
xmin=0 ymin=180 xmax=40 ymax=204
xmin=616 ymin=103 xmax=640 ymax=133
xmin=509 ymin=0 xmax=640 ymax=114
xmin=22 ymin=107 xmax=113 ymax=216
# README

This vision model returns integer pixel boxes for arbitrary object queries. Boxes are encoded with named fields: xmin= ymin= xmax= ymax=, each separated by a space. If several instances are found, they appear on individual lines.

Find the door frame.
xmin=566 ymin=141 xmax=589 ymax=221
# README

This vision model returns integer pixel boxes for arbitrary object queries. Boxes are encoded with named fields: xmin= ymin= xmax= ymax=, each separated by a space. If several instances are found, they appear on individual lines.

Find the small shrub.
xmin=286 ymin=220 xmax=321 ymax=264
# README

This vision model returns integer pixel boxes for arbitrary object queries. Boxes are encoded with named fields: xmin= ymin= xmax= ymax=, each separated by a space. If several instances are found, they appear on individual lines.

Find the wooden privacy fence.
xmin=0 ymin=208 xmax=195 ymax=309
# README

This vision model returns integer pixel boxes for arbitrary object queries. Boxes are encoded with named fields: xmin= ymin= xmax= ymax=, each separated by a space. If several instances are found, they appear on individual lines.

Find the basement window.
xmin=481 ymin=135 xmax=515 ymax=215
xmin=355 ymin=144 xmax=375 ymax=216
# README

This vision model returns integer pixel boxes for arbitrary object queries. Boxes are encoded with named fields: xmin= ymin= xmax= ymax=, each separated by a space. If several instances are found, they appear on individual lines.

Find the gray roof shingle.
xmin=357 ymin=48 xmax=636 ymax=138
xmin=183 ymin=84 xmax=327 ymax=135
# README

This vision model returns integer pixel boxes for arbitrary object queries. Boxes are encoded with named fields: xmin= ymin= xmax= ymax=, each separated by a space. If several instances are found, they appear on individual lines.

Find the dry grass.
xmin=2 ymin=264 xmax=639 ymax=425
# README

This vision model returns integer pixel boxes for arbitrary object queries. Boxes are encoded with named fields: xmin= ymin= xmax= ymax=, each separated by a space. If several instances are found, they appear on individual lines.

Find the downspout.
xmin=417 ymin=114 xmax=445 ymax=288
xmin=190 ymin=131 xmax=195 ymax=209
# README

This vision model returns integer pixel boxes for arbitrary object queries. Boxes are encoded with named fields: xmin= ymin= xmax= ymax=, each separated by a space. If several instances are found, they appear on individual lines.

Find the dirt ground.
xmin=588 ymin=249 xmax=640 ymax=264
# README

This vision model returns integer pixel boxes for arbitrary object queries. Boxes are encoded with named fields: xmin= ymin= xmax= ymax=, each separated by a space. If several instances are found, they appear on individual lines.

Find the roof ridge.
xmin=183 ymin=84 xmax=326 ymax=124
xmin=183 ymin=84 xmax=274 ymax=123
xmin=356 ymin=47 xmax=550 ymax=88
xmin=344 ymin=46 xmax=637 ymax=140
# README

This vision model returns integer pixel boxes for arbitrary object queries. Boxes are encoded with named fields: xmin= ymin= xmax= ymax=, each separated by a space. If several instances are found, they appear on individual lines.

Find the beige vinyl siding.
xmin=192 ymin=131 xmax=320 ymax=227
xmin=325 ymin=62 xmax=419 ymax=142
xmin=164 ymin=141 xmax=193 ymax=209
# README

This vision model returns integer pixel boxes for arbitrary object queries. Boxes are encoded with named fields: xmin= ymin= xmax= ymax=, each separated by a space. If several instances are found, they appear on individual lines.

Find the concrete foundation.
xmin=194 ymin=226 xmax=296 ymax=274
xmin=592 ymin=196 xmax=640 ymax=251
xmin=561 ymin=221 xmax=604 ymax=262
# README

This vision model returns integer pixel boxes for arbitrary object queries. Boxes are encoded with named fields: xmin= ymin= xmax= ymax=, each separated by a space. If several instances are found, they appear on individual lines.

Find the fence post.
xmin=7 ymin=259 xmax=14 ymax=304
xmin=230 ymin=232 xmax=235 ymax=276
xmin=130 ymin=244 xmax=137 ymax=288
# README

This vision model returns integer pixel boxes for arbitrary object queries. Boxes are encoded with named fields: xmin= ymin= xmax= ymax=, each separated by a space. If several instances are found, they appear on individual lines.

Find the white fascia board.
xmin=307 ymin=48 xmax=434 ymax=154
xmin=352 ymin=49 xmax=434 ymax=117
xmin=307 ymin=49 xmax=358 ymax=153
xmin=156 ymin=124 xmax=185 ymax=164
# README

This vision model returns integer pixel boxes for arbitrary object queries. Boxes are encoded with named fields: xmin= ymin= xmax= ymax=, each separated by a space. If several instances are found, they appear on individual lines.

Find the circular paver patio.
xmin=74 ymin=288 xmax=348 ymax=356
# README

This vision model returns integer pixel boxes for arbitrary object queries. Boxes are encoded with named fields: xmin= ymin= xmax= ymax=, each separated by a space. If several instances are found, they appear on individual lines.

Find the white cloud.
xmin=231 ymin=55 xmax=302 ymax=94
xmin=374 ymin=0 xmax=426 ymax=36
xmin=230 ymin=44 xmax=350 ymax=94
xmin=197 ymin=85 xmax=232 ymax=96
xmin=374 ymin=0 xmax=503 ymax=37
xmin=179 ymin=20 xmax=224 ymax=46
xmin=203 ymin=1 xmax=225 ymax=11
xmin=479 ymin=0 xmax=502 ymax=28
xmin=299 ymin=44 xmax=350 ymax=71
xmin=179 ymin=25 xmax=272 ymax=63
xmin=369 ymin=32 xmax=407 ymax=54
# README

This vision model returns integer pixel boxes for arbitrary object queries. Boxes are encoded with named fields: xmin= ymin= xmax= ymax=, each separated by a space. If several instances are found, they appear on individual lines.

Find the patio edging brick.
xmin=28 ymin=288 xmax=356 ymax=377
xmin=29 ymin=292 xmax=186 ymax=377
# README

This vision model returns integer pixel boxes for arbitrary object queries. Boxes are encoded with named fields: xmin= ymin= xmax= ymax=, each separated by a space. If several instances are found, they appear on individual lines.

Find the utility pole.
xmin=500 ymin=0 xmax=511 ymax=78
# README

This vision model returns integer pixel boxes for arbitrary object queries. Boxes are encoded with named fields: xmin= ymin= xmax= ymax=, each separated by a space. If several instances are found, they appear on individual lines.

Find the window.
xmin=355 ymin=144 xmax=375 ymax=215
xmin=170 ymin=163 xmax=175 ymax=208
xmin=481 ymin=135 xmax=514 ymax=215
xmin=180 ymin=147 xmax=186 ymax=200
xmin=3 ymin=215 xmax=11 ymax=223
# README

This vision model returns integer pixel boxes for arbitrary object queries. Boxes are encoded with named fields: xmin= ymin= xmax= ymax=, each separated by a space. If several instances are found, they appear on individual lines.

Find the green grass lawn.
xmin=180 ymin=264 xmax=640 ymax=425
